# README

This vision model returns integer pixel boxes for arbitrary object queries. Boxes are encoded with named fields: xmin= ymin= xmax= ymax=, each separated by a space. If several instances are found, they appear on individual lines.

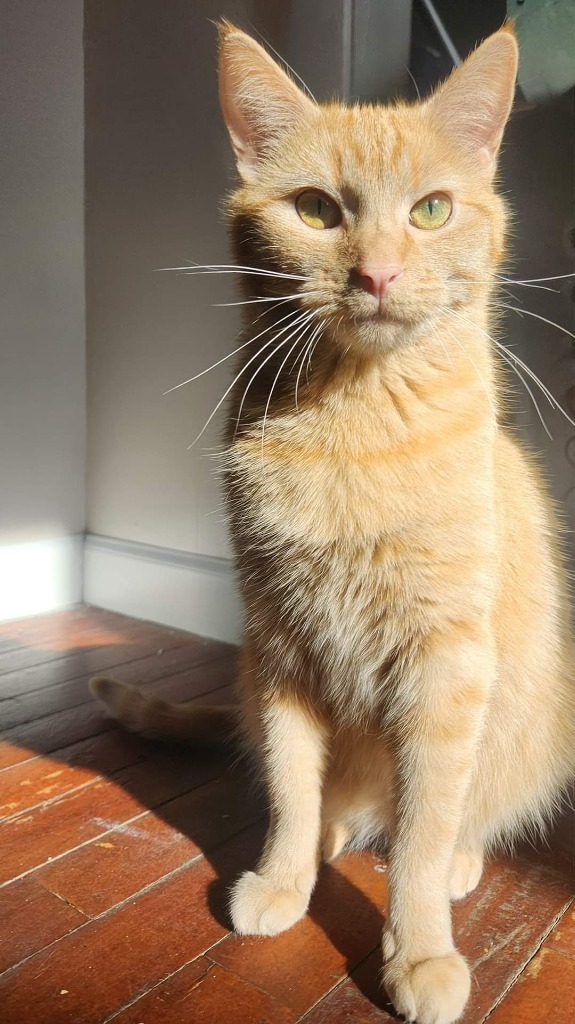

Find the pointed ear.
xmin=428 ymin=27 xmax=518 ymax=172
xmin=217 ymin=21 xmax=316 ymax=181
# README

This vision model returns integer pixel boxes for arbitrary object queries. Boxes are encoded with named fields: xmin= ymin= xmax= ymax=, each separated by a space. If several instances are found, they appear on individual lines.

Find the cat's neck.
xmin=231 ymin=298 xmax=499 ymax=457
xmin=300 ymin=302 xmax=498 ymax=448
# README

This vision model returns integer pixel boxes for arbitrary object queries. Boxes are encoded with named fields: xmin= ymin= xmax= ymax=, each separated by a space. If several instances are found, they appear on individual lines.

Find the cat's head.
xmin=218 ymin=21 xmax=518 ymax=354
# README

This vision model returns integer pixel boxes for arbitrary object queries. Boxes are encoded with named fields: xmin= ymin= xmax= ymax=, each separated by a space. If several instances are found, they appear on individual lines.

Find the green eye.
xmin=410 ymin=193 xmax=452 ymax=230
xmin=296 ymin=191 xmax=341 ymax=230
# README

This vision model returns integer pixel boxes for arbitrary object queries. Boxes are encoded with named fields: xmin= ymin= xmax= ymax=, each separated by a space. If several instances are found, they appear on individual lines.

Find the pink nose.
xmin=356 ymin=263 xmax=404 ymax=300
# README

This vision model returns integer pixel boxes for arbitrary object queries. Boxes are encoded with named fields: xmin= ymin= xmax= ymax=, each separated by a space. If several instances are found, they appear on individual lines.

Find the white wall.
xmin=84 ymin=0 xmax=411 ymax=560
xmin=0 ymin=1 xmax=85 ymax=618
xmin=85 ymin=0 xmax=261 ymax=560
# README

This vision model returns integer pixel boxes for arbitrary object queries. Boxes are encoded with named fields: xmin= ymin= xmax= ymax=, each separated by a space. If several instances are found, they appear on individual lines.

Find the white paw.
xmin=450 ymin=847 xmax=483 ymax=901
xmin=229 ymin=871 xmax=310 ymax=936
xmin=382 ymin=950 xmax=471 ymax=1024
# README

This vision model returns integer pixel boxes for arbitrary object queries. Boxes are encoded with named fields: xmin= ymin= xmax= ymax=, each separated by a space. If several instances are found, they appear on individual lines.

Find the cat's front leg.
xmin=382 ymin=622 xmax=495 ymax=1024
xmin=230 ymin=694 xmax=327 ymax=936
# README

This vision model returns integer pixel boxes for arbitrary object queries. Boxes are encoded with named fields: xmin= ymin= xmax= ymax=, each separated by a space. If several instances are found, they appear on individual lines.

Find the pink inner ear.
xmin=429 ymin=30 xmax=518 ymax=164
xmin=218 ymin=28 xmax=316 ymax=180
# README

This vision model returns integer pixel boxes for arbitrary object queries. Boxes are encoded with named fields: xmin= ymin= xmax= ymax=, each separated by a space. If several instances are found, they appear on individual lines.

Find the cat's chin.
xmin=346 ymin=315 xmax=419 ymax=352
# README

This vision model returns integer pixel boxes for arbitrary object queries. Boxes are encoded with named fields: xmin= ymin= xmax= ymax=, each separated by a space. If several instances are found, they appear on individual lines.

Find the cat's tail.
xmin=89 ymin=676 xmax=236 ymax=742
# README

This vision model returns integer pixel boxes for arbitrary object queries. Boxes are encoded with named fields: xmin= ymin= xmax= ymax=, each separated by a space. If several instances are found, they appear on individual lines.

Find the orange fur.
xmin=90 ymin=23 xmax=574 ymax=1024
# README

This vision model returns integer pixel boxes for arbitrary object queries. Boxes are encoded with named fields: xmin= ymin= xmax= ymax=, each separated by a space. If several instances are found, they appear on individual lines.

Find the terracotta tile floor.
xmin=0 ymin=606 xmax=573 ymax=1023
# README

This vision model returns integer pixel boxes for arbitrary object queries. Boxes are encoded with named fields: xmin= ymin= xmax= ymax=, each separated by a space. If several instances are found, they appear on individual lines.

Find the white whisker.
xmin=308 ymin=316 xmax=336 ymax=383
xmin=501 ymin=304 xmax=575 ymax=342
xmin=164 ymin=306 xmax=303 ymax=394
xmin=449 ymin=308 xmax=575 ymax=430
xmin=503 ymin=273 xmax=574 ymax=284
xmin=213 ymin=292 xmax=320 ymax=307
xmin=497 ymin=278 xmax=559 ymax=293
xmin=294 ymin=318 xmax=327 ymax=412
xmin=185 ymin=310 xmax=315 ymax=447
xmin=261 ymin=318 xmax=319 ymax=454
xmin=429 ymin=322 xmax=454 ymax=369
xmin=495 ymin=347 xmax=553 ymax=440
xmin=494 ymin=340 xmax=575 ymax=427
xmin=249 ymin=27 xmax=317 ymax=102
xmin=442 ymin=320 xmax=497 ymax=417
xmin=233 ymin=308 xmax=323 ymax=440
xmin=156 ymin=263 xmax=309 ymax=281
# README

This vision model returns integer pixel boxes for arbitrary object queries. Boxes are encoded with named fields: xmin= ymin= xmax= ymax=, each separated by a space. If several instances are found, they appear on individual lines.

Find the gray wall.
xmin=502 ymin=89 xmax=574 ymax=549
xmin=84 ymin=0 xmax=412 ymax=559
xmin=85 ymin=0 xmax=573 ymax=567
xmin=85 ymin=0 xmax=255 ymax=558
xmin=0 ymin=0 xmax=85 ymax=546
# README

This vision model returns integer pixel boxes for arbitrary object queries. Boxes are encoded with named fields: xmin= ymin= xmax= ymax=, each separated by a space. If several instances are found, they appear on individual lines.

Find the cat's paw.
xmin=229 ymin=871 xmax=310 ymax=936
xmin=382 ymin=951 xmax=470 ymax=1024
xmin=450 ymin=847 xmax=483 ymax=900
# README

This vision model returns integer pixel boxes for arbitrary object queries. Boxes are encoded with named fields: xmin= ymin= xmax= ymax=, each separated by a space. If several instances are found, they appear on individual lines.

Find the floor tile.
xmin=208 ymin=850 xmax=387 ymax=1015
xmin=35 ymin=770 xmax=263 ymax=916
xmin=109 ymin=959 xmax=297 ymax=1024
xmin=487 ymin=947 xmax=575 ymax=1024
xmin=0 ymin=876 xmax=87 ymax=973
xmin=545 ymin=902 xmax=575 ymax=962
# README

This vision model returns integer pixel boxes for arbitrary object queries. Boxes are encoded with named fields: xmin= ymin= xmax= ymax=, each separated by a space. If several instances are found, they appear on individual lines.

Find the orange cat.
xmin=91 ymin=22 xmax=574 ymax=1024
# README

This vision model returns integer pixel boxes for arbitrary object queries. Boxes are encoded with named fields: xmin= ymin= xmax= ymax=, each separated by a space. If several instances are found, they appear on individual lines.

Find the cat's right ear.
xmin=217 ymin=22 xmax=315 ymax=182
xmin=427 ymin=26 xmax=518 ymax=174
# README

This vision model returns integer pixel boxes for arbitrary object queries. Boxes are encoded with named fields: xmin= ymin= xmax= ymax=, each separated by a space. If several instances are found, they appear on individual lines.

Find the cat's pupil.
xmin=427 ymin=199 xmax=434 ymax=216
xmin=317 ymin=198 xmax=322 ymax=217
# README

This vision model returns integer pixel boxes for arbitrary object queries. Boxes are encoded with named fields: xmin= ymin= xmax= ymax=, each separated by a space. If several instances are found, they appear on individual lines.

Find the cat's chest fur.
xmin=225 ymin=390 xmax=496 ymax=706
xmin=228 ymin=370 xmax=493 ymax=547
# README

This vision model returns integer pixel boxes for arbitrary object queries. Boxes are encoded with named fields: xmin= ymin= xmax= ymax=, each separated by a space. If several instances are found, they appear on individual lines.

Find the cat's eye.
xmin=296 ymin=191 xmax=342 ymax=230
xmin=410 ymin=193 xmax=452 ymax=230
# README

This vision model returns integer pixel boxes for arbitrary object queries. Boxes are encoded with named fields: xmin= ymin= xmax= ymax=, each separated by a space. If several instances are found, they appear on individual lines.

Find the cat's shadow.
xmin=5 ymin=651 xmax=572 ymax=1020
xmin=206 ymin=847 xmax=384 ymax=963
xmin=99 ymin=726 xmax=397 ymax=1012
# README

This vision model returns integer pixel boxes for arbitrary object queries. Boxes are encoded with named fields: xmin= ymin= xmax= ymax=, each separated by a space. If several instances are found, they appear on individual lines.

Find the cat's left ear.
xmin=218 ymin=21 xmax=316 ymax=182
xmin=427 ymin=26 xmax=518 ymax=173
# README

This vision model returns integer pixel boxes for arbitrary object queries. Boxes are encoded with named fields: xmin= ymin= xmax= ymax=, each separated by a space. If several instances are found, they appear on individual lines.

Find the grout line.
xmin=203 ymin=939 xmax=305 ymax=1017
xmin=0 ymin=610 xmax=199 ymax=678
xmin=0 ymin=755 xmax=238 ymax=886
xmin=0 ymin=668 xmax=235 ymax=779
xmin=48 ymin=886 xmax=91 ymax=919
xmin=0 ymin=769 xmax=264 ymax=892
xmin=0 ymin=631 xmax=167 ymax=679
xmin=0 ymin=776 xmax=103 ymax=826
xmin=0 ymin=805 xmax=153 ymax=891
xmin=0 ymin=648 xmax=235 ymax=736
xmin=205 ymin=956 xmax=300 ymax=1014
xmin=0 ymin=629 xmax=231 ymax=696
xmin=0 ymin=818 xmax=263 ymax=980
xmin=200 ymin=932 xmax=232 ymax=959
xmin=84 ymin=815 xmax=264 ymax=926
xmin=295 ymin=944 xmax=380 ymax=1022
xmin=0 ymin=642 xmax=27 ymax=656
xmin=102 ymin=956 xmax=217 ymax=1022
xmin=480 ymin=896 xmax=574 ymax=1023
xmin=0 ymin=753 xmax=47 ymax=775
xmin=0 ymin=666 xmax=235 ymax=776
xmin=0 ymin=637 xmax=187 ymax=699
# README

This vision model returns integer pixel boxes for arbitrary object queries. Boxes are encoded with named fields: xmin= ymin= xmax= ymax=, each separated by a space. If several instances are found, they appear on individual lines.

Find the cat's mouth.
xmin=353 ymin=310 xmax=405 ymax=327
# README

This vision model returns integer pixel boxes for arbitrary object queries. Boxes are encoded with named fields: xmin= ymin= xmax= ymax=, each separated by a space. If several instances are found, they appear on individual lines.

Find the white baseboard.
xmin=83 ymin=533 xmax=242 ymax=644
xmin=0 ymin=535 xmax=84 ymax=623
